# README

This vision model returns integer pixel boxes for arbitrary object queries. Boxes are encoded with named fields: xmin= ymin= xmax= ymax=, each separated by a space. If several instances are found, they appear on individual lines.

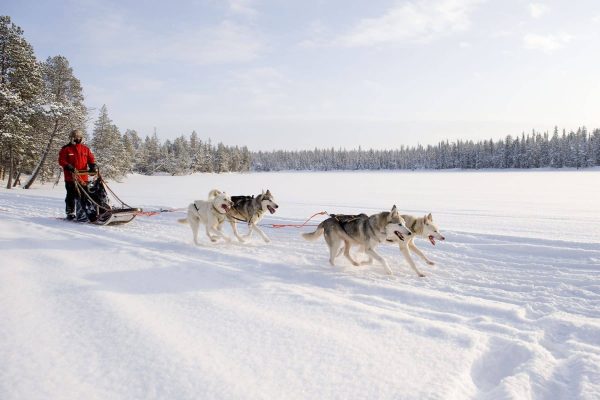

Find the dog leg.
xmin=409 ymin=241 xmax=435 ymax=265
xmin=230 ymin=221 xmax=246 ymax=243
xmin=244 ymin=223 xmax=254 ymax=239
xmin=328 ymin=237 xmax=342 ymax=266
xmin=190 ymin=218 xmax=202 ymax=245
xmin=365 ymin=248 xmax=393 ymax=275
xmin=343 ymin=241 xmax=360 ymax=266
xmin=205 ymin=225 xmax=218 ymax=242
xmin=358 ymin=245 xmax=373 ymax=265
xmin=360 ymin=254 xmax=374 ymax=265
xmin=252 ymin=224 xmax=271 ymax=243
xmin=210 ymin=224 xmax=231 ymax=242
xmin=217 ymin=224 xmax=232 ymax=242
xmin=399 ymin=244 xmax=425 ymax=277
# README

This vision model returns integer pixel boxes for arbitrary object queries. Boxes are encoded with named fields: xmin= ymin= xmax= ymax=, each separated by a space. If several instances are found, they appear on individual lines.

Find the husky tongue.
xmin=429 ymin=235 xmax=436 ymax=245
xmin=222 ymin=204 xmax=229 ymax=211
xmin=395 ymin=231 xmax=404 ymax=241
xmin=267 ymin=205 xmax=276 ymax=214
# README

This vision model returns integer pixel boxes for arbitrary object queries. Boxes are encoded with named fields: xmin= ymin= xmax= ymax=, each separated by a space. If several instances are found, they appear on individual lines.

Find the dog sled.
xmin=71 ymin=170 xmax=142 ymax=226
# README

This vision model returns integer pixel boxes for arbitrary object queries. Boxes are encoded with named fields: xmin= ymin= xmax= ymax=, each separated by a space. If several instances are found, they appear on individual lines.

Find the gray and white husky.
xmin=390 ymin=213 xmax=446 ymax=277
xmin=226 ymin=189 xmax=279 ymax=243
xmin=178 ymin=189 xmax=234 ymax=244
xmin=302 ymin=205 xmax=412 ymax=275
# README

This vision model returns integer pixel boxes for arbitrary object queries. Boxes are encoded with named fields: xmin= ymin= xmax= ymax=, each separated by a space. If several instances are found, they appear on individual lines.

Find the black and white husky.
xmin=302 ymin=205 xmax=412 ymax=275
xmin=178 ymin=189 xmax=233 ymax=244
xmin=336 ymin=212 xmax=446 ymax=277
xmin=226 ymin=189 xmax=279 ymax=243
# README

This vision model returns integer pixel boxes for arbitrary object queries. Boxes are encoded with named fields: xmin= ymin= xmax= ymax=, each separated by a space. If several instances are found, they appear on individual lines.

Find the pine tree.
xmin=144 ymin=132 xmax=163 ymax=174
xmin=121 ymin=133 xmax=134 ymax=173
xmin=0 ymin=16 xmax=44 ymax=188
xmin=172 ymin=135 xmax=191 ymax=174
xmin=215 ymin=142 xmax=230 ymax=173
xmin=592 ymin=129 xmax=600 ymax=166
xmin=24 ymin=55 xmax=86 ymax=188
xmin=90 ymin=105 xmax=126 ymax=179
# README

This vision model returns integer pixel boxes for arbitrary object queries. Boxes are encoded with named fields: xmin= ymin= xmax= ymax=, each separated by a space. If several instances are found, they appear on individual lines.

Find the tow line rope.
xmin=134 ymin=208 xmax=186 ymax=216
xmin=136 ymin=207 xmax=329 ymax=230
xmin=261 ymin=211 xmax=328 ymax=229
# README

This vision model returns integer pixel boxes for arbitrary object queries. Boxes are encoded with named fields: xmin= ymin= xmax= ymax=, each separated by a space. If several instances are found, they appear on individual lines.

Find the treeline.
xmin=94 ymin=105 xmax=251 ymax=177
xmin=0 ymin=15 xmax=250 ymax=188
xmin=252 ymin=127 xmax=600 ymax=171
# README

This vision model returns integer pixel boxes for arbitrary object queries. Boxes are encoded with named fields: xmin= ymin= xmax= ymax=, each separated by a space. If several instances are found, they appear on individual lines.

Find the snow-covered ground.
xmin=1 ymin=170 xmax=599 ymax=400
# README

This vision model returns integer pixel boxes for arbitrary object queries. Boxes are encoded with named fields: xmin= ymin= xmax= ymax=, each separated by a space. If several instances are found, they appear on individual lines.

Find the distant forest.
xmin=252 ymin=127 xmax=600 ymax=171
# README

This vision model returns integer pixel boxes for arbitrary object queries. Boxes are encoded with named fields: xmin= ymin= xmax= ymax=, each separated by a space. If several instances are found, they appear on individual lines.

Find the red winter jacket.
xmin=58 ymin=143 xmax=96 ymax=182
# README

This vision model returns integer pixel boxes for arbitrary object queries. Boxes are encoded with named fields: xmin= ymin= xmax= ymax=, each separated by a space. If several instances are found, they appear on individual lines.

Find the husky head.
xmin=259 ymin=189 xmax=279 ymax=214
xmin=384 ymin=205 xmax=412 ymax=242
xmin=422 ymin=213 xmax=445 ymax=245
xmin=210 ymin=189 xmax=234 ymax=214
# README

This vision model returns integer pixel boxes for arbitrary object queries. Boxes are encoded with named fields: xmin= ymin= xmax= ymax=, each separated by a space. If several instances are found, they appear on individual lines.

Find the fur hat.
xmin=69 ymin=129 xmax=83 ymax=139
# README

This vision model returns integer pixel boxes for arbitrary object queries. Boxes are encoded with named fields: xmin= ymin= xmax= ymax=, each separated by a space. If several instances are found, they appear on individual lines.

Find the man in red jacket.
xmin=58 ymin=129 xmax=97 ymax=220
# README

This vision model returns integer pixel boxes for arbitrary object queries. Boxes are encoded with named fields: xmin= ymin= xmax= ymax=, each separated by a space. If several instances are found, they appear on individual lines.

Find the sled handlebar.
xmin=74 ymin=169 xmax=98 ymax=176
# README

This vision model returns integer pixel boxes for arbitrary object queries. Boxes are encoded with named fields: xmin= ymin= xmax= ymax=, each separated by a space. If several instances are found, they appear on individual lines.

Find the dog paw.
xmin=263 ymin=238 xmax=271 ymax=243
xmin=418 ymin=273 xmax=426 ymax=278
xmin=210 ymin=237 xmax=217 ymax=243
xmin=426 ymin=260 xmax=435 ymax=266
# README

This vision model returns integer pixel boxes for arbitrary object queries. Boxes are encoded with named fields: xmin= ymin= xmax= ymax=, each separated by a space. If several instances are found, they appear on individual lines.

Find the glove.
xmin=65 ymin=164 xmax=75 ymax=172
xmin=88 ymin=163 xmax=97 ymax=172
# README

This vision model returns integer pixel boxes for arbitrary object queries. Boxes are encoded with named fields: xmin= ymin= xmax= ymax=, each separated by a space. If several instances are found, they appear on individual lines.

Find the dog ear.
xmin=262 ymin=189 xmax=265 ymax=195
xmin=427 ymin=213 xmax=432 ymax=222
xmin=391 ymin=205 xmax=398 ymax=213
xmin=266 ymin=189 xmax=271 ymax=195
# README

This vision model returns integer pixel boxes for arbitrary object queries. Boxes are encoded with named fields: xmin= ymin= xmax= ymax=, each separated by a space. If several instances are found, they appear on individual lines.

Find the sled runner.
xmin=72 ymin=170 xmax=142 ymax=226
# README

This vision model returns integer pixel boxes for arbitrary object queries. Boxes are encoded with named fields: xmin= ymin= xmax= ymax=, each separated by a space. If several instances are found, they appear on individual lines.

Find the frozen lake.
xmin=106 ymin=169 xmax=600 ymax=243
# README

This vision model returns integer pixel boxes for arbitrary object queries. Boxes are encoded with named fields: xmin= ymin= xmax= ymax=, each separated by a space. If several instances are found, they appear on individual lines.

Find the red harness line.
xmin=134 ymin=208 xmax=187 ymax=217
xmin=266 ymin=211 xmax=328 ymax=229
xmin=134 ymin=208 xmax=329 ymax=230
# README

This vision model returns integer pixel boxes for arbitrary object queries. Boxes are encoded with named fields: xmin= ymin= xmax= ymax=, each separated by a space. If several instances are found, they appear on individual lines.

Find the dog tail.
xmin=208 ymin=189 xmax=222 ymax=199
xmin=177 ymin=218 xmax=188 ymax=224
xmin=302 ymin=222 xmax=324 ymax=241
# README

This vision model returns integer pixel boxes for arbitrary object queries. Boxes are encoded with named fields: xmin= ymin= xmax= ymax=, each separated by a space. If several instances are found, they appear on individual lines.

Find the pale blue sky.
xmin=4 ymin=0 xmax=600 ymax=149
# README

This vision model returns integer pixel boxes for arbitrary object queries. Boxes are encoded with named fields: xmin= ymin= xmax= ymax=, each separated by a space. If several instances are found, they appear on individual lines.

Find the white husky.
xmin=394 ymin=213 xmax=445 ymax=277
xmin=178 ymin=189 xmax=234 ymax=244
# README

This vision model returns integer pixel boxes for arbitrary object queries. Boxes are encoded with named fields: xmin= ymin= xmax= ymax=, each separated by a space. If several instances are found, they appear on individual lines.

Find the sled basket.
xmin=73 ymin=170 xmax=143 ymax=226
xmin=93 ymin=207 xmax=143 ymax=226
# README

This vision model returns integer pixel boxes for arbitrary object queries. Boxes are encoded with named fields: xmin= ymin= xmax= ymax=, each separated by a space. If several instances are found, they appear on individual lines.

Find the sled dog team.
xmin=178 ymin=189 xmax=445 ymax=277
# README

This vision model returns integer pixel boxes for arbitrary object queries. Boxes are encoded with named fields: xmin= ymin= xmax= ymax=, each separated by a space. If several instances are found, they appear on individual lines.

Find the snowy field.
xmin=1 ymin=170 xmax=599 ymax=400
